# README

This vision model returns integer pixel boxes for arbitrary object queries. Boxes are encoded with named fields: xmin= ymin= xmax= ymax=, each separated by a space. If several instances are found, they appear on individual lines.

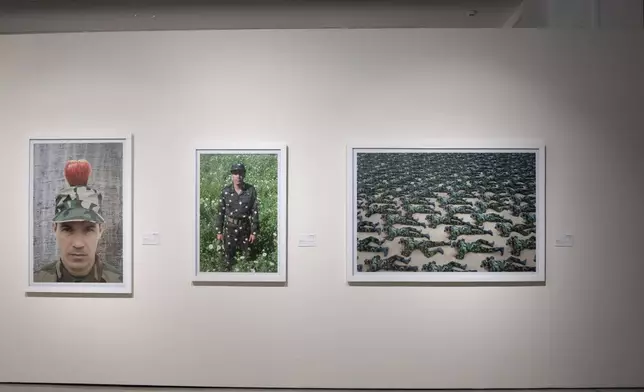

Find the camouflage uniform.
xmin=382 ymin=213 xmax=426 ymax=228
xmin=445 ymin=205 xmax=478 ymax=214
xmin=214 ymin=163 xmax=259 ymax=268
xmin=384 ymin=226 xmax=429 ymax=241
xmin=494 ymin=222 xmax=536 ymax=237
xmin=426 ymin=214 xmax=464 ymax=228
xmin=451 ymin=238 xmax=504 ymax=260
xmin=357 ymin=221 xmax=381 ymax=234
xmin=474 ymin=200 xmax=505 ymax=213
xmin=405 ymin=205 xmax=437 ymax=215
xmin=34 ymin=256 xmax=121 ymax=283
xmin=357 ymin=236 xmax=389 ymax=256
xmin=506 ymin=235 xmax=536 ymax=256
xmin=33 ymin=162 xmax=121 ymax=283
xmin=422 ymin=260 xmax=470 ymax=272
xmin=480 ymin=256 xmax=536 ymax=272
xmin=470 ymin=212 xmax=513 ymax=225
xmin=398 ymin=238 xmax=445 ymax=258
xmin=365 ymin=204 xmax=398 ymax=217
xmin=363 ymin=254 xmax=411 ymax=271
xmin=444 ymin=225 xmax=493 ymax=240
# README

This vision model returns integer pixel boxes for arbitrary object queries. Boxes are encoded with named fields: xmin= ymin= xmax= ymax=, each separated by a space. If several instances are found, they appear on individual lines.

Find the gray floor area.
xmin=1 ymin=387 xmax=643 ymax=392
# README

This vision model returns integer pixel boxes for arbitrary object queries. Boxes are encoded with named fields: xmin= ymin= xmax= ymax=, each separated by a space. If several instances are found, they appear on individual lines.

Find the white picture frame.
xmin=346 ymin=140 xmax=546 ymax=284
xmin=27 ymin=135 xmax=133 ymax=294
xmin=193 ymin=144 xmax=288 ymax=283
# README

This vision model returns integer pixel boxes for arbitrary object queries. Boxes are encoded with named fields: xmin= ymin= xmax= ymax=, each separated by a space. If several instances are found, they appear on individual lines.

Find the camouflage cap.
xmin=54 ymin=158 xmax=104 ymax=224
xmin=53 ymin=185 xmax=105 ymax=223
xmin=231 ymin=163 xmax=246 ymax=173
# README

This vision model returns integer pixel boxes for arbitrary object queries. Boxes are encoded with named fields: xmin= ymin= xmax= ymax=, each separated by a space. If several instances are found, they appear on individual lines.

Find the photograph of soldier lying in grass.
xmin=354 ymin=151 xmax=538 ymax=274
xmin=199 ymin=152 xmax=279 ymax=274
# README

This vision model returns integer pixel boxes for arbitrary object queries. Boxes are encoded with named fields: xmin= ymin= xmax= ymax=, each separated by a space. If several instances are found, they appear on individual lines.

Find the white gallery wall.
xmin=0 ymin=29 xmax=643 ymax=389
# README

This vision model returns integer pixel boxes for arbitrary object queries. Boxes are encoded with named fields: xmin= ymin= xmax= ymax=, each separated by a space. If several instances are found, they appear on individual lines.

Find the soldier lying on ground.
xmin=357 ymin=236 xmax=384 ymax=246
xmin=506 ymin=235 xmax=536 ymax=256
xmin=399 ymin=237 xmax=450 ymax=249
xmin=381 ymin=213 xmax=426 ymax=228
xmin=400 ymin=197 xmax=435 ymax=207
xmin=470 ymin=212 xmax=514 ymax=225
xmin=510 ymin=203 xmax=536 ymax=217
xmin=363 ymin=254 xmax=412 ymax=272
xmin=450 ymin=238 xmax=504 ymax=260
xmin=397 ymin=265 xmax=419 ymax=272
xmin=437 ymin=196 xmax=471 ymax=206
xmin=398 ymin=237 xmax=446 ymax=258
xmin=365 ymin=204 xmax=399 ymax=217
xmin=444 ymin=224 xmax=493 ymax=240
xmin=421 ymin=260 xmax=473 ymax=272
xmin=364 ymin=194 xmax=396 ymax=204
xmin=474 ymin=200 xmax=506 ymax=214
xmin=363 ymin=200 xmax=398 ymax=209
xmin=384 ymin=225 xmax=430 ymax=241
xmin=426 ymin=213 xmax=465 ymax=229
xmin=505 ymin=255 xmax=528 ymax=265
xmin=445 ymin=205 xmax=479 ymax=215
xmin=512 ymin=194 xmax=531 ymax=205
xmin=482 ymin=193 xmax=513 ymax=206
xmin=357 ymin=236 xmax=389 ymax=256
xmin=494 ymin=222 xmax=536 ymax=237
xmin=405 ymin=204 xmax=439 ymax=215
xmin=451 ymin=189 xmax=469 ymax=196
xmin=480 ymin=256 xmax=536 ymax=272
xmin=357 ymin=220 xmax=381 ymax=234
xmin=520 ymin=212 xmax=536 ymax=225
xmin=410 ymin=189 xmax=438 ymax=199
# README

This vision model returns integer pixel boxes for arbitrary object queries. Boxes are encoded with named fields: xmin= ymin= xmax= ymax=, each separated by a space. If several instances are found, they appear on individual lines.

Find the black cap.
xmin=231 ymin=163 xmax=246 ymax=173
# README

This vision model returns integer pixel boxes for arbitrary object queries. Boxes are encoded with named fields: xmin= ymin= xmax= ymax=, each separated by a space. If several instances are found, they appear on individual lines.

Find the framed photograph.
xmin=194 ymin=144 xmax=287 ymax=283
xmin=28 ymin=135 xmax=132 ymax=294
xmin=346 ymin=140 xmax=545 ymax=283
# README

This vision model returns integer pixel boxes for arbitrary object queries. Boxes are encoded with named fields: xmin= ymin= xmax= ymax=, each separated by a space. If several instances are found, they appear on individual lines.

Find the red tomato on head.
xmin=64 ymin=159 xmax=92 ymax=186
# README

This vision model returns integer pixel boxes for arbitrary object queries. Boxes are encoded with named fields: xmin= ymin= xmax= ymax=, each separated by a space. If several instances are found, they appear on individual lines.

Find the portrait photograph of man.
xmin=195 ymin=146 xmax=287 ymax=283
xmin=28 ymin=137 xmax=132 ymax=294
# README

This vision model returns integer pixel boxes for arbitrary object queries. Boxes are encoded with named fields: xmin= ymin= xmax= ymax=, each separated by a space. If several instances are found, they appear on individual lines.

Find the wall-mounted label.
xmin=555 ymin=234 xmax=574 ymax=247
xmin=142 ymin=232 xmax=160 ymax=245
xmin=298 ymin=233 xmax=317 ymax=247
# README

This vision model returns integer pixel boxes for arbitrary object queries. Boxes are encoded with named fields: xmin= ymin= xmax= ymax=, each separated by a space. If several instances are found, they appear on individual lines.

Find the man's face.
xmin=53 ymin=221 xmax=103 ymax=277
xmin=232 ymin=171 xmax=244 ymax=185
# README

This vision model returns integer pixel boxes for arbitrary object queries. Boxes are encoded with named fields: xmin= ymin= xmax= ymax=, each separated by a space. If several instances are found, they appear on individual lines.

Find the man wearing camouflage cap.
xmin=34 ymin=159 xmax=121 ymax=283
xmin=213 ymin=162 xmax=260 ymax=271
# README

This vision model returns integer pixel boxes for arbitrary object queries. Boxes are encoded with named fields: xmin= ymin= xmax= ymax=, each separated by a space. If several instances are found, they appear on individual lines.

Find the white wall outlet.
xmin=142 ymin=232 xmax=160 ymax=245
xmin=555 ymin=234 xmax=574 ymax=247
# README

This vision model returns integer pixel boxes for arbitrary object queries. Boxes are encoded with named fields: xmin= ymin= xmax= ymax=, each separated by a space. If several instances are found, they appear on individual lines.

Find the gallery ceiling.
xmin=0 ymin=0 xmax=525 ymax=33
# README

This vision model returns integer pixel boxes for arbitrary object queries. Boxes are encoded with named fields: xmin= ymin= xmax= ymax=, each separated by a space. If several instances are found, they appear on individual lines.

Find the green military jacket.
xmin=214 ymin=182 xmax=260 ymax=235
xmin=34 ymin=257 xmax=122 ymax=283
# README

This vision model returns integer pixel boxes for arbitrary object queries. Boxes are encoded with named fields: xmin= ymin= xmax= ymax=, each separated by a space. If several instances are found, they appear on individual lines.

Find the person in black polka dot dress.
xmin=213 ymin=163 xmax=260 ymax=270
